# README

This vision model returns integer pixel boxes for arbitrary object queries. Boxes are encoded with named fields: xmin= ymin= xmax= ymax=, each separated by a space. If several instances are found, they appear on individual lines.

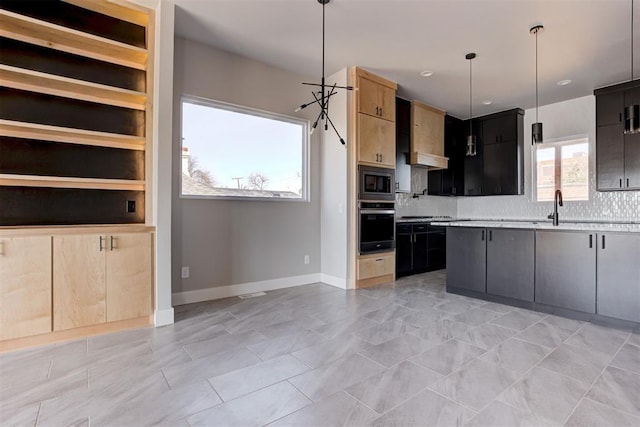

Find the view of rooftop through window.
xmin=535 ymin=138 xmax=589 ymax=202
xmin=181 ymin=98 xmax=307 ymax=200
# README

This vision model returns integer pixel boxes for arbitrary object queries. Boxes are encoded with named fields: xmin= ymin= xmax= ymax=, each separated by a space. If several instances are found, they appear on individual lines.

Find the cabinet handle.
xmin=99 ymin=236 xmax=105 ymax=252
xmin=481 ymin=230 xmax=485 ymax=241
xmin=380 ymin=153 xmax=383 ymax=162
xmin=620 ymin=178 xmax=623 ymax=188
xmin=602 ymin=235 xmax=606 ymax=250
xmin=627 ymin=178 xmax=630 ymax=187
xmin=376 ymin=106 xmax=380 ymax=116
xmin=589 ymin=234 xmax=593 ymax=248
xmin=489 ymin=230 xmax=493 ymax=241
xmin=0 ymin=241 xmax=4 ymax=256
xmin=375 ymin=258 xmax=383 ymax=262
xmin=110 ymin=236 xmax=115 ymax=251
xmin=380 ymin=107 xmax=383 ymax=116
xmin=396 ymin=182 xmax=400 ymax=190
xmin=619 ymin=112 xmax=622 ymax=122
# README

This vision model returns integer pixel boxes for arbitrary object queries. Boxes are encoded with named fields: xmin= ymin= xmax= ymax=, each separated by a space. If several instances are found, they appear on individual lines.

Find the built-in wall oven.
xmin=359 ymin=202 xmax=395 ymax=253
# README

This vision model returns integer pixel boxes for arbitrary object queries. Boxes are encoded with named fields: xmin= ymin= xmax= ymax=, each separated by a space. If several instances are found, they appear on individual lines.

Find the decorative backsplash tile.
xmin=397 ymin=166 xmax=640 ymax=222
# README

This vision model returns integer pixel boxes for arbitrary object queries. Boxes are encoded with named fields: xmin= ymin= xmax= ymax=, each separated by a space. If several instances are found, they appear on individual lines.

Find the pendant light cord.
xmin=532 ymin=29 xmax=536 ymax=123
xmin=469 ymin=58 xmax=473 ymax=135
xmin=632 ymin=0 xmax=635 ymax=81
xmin=321 ymin=1 xmax=326 ymax=108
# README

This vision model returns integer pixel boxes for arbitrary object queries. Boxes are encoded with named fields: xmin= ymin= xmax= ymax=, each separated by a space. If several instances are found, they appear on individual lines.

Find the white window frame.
xmin=180 ymin=95 xmax=310 ymax=202
xmin=532 ymin=134 xmax=590 ymax=203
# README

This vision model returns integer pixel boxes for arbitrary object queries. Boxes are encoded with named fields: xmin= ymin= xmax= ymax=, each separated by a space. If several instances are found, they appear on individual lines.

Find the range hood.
xmin=409 ymin=100 xmax=449 ymax=170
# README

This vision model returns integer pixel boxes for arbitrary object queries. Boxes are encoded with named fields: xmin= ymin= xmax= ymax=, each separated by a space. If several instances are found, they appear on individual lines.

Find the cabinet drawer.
xmin=358 ymin=253 xmax=395 ymax=280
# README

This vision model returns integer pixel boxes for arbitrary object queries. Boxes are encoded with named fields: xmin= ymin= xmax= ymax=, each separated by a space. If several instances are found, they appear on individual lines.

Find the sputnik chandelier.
xmin=295 ymin=0 xmax=351 ymax=144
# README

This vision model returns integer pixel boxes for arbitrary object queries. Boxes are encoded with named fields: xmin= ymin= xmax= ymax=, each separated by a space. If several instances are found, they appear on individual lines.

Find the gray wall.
xmin=457 ymin=95 xmax=640 ymax=221
xmin=172 ymin=37 xmax=322 ymax=294
xmin=320 ymin=69 xmax=349 ymax=285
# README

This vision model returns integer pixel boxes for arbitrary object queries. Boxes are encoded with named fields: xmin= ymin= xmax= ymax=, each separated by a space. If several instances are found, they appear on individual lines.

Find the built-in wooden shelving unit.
xmin=0 ymin=0 xmax=153 ymax=226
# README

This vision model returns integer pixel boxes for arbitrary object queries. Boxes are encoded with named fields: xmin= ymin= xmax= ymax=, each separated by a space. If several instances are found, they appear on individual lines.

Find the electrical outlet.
xmin=181 ymin=266 xmax=190 ymax=279
xmin=127 ymin=200 xmax=136 ymax=213
xmin=304 ymin=255 xmax=310 ymax=265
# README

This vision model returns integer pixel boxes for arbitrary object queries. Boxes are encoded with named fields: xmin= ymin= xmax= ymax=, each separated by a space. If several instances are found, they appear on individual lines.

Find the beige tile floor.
xmin=1 ymin=270 xmax=639 ymax=426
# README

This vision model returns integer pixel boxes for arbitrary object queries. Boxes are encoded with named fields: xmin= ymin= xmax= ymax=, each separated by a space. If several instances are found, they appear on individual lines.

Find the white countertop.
xmin=430 ymin=220 xmax=640 ymax=233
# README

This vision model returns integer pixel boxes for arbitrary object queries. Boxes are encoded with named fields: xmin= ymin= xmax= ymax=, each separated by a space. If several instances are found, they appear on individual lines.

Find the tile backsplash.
xmin=395 ymin=168 xmax=457 ymax=218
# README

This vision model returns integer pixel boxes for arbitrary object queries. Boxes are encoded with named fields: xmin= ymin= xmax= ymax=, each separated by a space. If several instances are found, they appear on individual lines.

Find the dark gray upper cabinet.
xmin=594 ymin=81 xmax=640 ymax=191
xmin=596 ymin=233 xmax=640 ymax=322
xmin=446 ymin=226 xmax=486 ymax=292
xmin=486 ymin=228 xmax=534 ymax=302
xmin=395 ymin=97 xmax=411 ymax=193
xmin=535 ymin=231 xmax=597 ymax=314
xmin=463 ymin=108 xmax=524 ymax=196
xmin=428 ymin=114 xmax=465 ymax=196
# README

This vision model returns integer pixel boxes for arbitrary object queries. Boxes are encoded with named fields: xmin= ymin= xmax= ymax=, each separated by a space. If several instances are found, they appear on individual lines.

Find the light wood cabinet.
xmin=53 ymin=234 xmax=107 ymax=331
xmin=358 ymin=113 xmax=395 ymax=168
xmin=357 ymin=251 xmax=395 ymax=288
xmin=106 ymin=232 xmax=152 ymax=322
xmin=357 ymin=72 xmax=395 ymax=122
xmin=53 ymin=231 xmax=152 ymax=331
xmin=0 ymin=236 xmax=52 ymax=340
xmin=354 ymin=68 xmax=397 ymax=168
xmin=411 ymin=101 xmax=444 ymax=157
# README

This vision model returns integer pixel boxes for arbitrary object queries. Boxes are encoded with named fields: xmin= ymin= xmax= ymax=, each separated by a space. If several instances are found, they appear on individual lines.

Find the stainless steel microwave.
xmin=359 ymin=166 xmax=395 ymax=201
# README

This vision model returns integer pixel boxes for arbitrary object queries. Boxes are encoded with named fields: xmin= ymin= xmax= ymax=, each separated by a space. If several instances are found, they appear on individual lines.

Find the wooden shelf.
xmin=0 ymin=174 xmax=145 ymax=191
xmin=63 ymin=0 xmax=150 ymax=27
xmin=0 ymin=120 xmax=145 ymax=151
xmin=0 ymin=9 xmax=148 ymax=70
xmin=0 ymin=65 xmax=147 ymax=110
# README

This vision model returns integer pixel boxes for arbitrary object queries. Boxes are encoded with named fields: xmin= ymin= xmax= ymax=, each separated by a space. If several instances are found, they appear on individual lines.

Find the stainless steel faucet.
xmin=547 ymin=189 xmax=563 ymax=226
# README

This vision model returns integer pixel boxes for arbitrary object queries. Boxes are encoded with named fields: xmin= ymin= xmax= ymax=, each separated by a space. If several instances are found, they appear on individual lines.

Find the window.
xmin=181 ymin=97 xmax=309 ymax=201
xmin=535 ymin=137 xmax=589 ymax=202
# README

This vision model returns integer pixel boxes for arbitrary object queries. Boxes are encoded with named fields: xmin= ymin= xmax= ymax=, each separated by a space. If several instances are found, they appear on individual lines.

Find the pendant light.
xmin=530 ymin=24 xmax=544 ymax=144
xmin=465 ymin=52 xmax=477 ymax=157
xmin=624 ymin=0 xmax=640 ymax=134
xmin=295 ymin=0 xmax=352 ymax=144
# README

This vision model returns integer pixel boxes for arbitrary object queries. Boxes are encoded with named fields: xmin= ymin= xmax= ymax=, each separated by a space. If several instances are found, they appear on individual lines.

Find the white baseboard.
xmin=154 ymin=307 xmax=174 ymax=326
xmin=320 ymin=273 xmax=347 ymax=289
xmin=172 ymin=273 xmax=322 ymax=306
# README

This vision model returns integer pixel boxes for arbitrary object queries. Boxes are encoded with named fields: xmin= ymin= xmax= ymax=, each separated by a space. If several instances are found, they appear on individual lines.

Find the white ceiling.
xmin=173 ymin=0 xmax=640 ymax=119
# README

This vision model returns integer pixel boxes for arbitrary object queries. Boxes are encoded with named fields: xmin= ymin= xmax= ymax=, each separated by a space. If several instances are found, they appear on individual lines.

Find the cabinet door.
xmin=396 ymin=233 xmax=413 ymax=276
xmin=535 ymin=231 xmax=596 ymax=313
xmin=106 ymin=232 xmax=152 ymax=322
xmin=411 ymin=103 xmax=444 ymax=157
xmin=427 ymin=226 xmax=446 ymax=271
xmin=358 ymin=113 xmax=395 ymax=167
xmin=597 ymin=233 xmax=640 ymax=322
xmin=446 ymin=227 xmax=486 ymax=292
xmin=596 ymin=123 xmax=624 ymax=190
xmin=624 ymin=132 xmax=640 ymax=189
xmin=413 ymin=232 xmax=429 ymax=272
xmin=357 ymin=75 xmax=381 ymax=118
xmin=53 ymin=234 xmax=106 ymax=331
xmin=0 ymin=236 xmax=52 ymax=340
xmin=378 ymin=84 xmax=396 ymax=122
xmin=486 ymin=229 xmax=534 ymax=301
xmin=395 ymin=98 xmax=411 ymax=193
xmin=358 ymin=253 xmax=395 ymax=280
xmin=484 ymin=141 xmax=518 ymax=195
xmin=596 ymin=91 xmax=624 ymax=126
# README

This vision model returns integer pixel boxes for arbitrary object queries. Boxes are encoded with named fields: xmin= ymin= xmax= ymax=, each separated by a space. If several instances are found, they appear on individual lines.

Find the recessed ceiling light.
xmin=482 ymin=100 xmax=492 ymax=105
xmin=420 ymin=70 xmax=434 ymax=77
xmin=557 ymin=79 xmax=572 ymax=86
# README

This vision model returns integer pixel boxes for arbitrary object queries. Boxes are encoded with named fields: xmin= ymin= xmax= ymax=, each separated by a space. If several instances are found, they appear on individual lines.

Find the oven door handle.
xmin=360 ymin=210 xmax=396 ymax=215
